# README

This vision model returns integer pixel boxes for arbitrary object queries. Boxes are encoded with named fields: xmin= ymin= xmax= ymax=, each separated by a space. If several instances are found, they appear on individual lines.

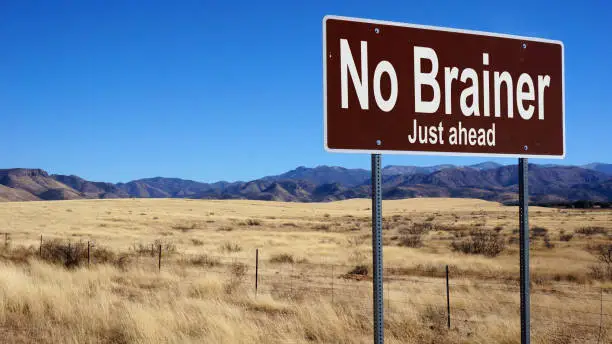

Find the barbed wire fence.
xmin=1 ymin=232 xmax=610 ymax=342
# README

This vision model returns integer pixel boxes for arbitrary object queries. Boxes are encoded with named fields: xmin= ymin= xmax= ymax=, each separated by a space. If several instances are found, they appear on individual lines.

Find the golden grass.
xmin=0 ymin=198 xmax=610 ymax=343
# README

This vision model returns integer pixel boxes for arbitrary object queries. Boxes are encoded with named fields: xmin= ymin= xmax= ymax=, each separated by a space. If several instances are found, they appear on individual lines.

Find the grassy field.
xmin=0 ymin=198 xmax=610 ymax=343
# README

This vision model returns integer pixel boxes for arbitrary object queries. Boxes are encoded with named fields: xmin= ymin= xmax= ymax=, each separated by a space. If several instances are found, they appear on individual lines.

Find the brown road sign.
xmin=323 ymin=16 xmax=565 ymax=158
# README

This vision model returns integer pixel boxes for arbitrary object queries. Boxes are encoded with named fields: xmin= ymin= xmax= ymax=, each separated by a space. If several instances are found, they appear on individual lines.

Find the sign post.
xmin=518 ymin=158 xmax=530 ymax=343
xmin=371 ymin=153 xmax=384 ymax=344
xmin=323 ymin=15 xmax=564 ymax=344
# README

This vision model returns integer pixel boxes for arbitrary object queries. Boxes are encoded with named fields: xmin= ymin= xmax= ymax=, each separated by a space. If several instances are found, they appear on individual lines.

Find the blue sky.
xmin=1 ymin=1 xmax=610 ymax=183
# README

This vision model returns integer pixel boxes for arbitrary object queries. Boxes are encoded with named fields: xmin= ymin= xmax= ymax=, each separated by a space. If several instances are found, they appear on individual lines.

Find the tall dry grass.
xmin=0 ymin=198 xmax=610 ymax=343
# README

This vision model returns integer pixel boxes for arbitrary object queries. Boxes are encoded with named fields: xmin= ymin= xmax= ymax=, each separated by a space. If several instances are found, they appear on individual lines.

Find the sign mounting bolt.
xmin=523 ymin=145 xmax=528 ymax=151
xmin=375 ymin=28 xmax=380 ymax=34
xmin=376 ymin=140 xmax=382 ymax=146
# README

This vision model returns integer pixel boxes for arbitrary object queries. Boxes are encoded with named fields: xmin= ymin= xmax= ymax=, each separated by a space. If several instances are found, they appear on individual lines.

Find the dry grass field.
xmin=0 ymin=197 xmax=611 ymax=343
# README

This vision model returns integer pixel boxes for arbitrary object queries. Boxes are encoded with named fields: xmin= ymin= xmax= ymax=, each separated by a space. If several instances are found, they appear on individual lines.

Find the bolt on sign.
xmin=323 ymin=16 xmax=565 ymax=158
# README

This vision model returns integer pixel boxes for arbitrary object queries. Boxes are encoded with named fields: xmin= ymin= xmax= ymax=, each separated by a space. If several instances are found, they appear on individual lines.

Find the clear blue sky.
xmin=1 ymin=1 xmax=610 ymax=183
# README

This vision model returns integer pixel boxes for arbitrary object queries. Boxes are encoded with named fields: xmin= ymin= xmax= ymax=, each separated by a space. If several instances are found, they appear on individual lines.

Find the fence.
xmin=1 ymin=233 xmax=611 ymax=343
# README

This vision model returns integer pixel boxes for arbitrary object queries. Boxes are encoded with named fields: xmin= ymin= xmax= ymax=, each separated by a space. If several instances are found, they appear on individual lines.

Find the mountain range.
xmin=1 ymin=162 xmax=611 ymax=204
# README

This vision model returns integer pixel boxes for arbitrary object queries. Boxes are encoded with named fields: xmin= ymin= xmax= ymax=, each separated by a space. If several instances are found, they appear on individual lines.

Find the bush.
xmin=451 ymin=229 xmax=505 ymax=257
xmin=531 ymin=226 xmax=548 ymax=238
xmin=188 ymin=254 xmax=220 ymax=267
xmin=543 ymin=235 xmax=555 ymax=249
xmin=588 ymin=244 xmax=612 ymax=280
xmin=312 ymin=224 xmax=330 ymax=231
xmin=40 ymin=239 xmax=117 ymax=268
xmin=270 ymin=253 xmax=294 ymax=264
xmin=245 ymin=219 xmax=262 ymax=226
xmin=399 ymin=234 xmax=423 ymax=248
xmin=220 ymin=242 xmax=242 ymax=253
xmin=559 ymin=233 xmax=574 ymax=242
xmin=191 ymin=238 xmax=204 ymax=246
xmin=577 ymin=226 xmax=607 ymax=236
xmin=348 ymin=265 xmax=369 ymax=276
xmin=398 ymin=223 xmax=432 ymax=235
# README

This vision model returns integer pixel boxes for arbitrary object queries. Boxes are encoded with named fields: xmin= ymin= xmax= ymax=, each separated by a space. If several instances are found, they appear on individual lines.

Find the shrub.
xmin=217 ymin=226 xmax=234 ymax=232
xmin=588 ymin=244 xmax=612 ymax=280
xmin=230 ymin=262 xmax=248 ymax=278
xmin=39 ymin=240 xmax=117 ymax=268
xmin=531 ymin=226 xmax=548 ymax=238
xmin=543 ymin=235 xmax=555 ymax=249
xmin=399 ymin=223 xmax=432 ymax=235
xmin=312 ymin=224 xmax=330 ymax=231
xmin=245 ymin=219 xmax=262 ymax=226
xmin=399 ymin=234 xmax=423 ymax=248
xmin=191 ymin=238 xmax=204 ymax=246
xmin=172 ymin=222 xmax=198 ymax=232
xmin=188 ymin=254 xmax=220 ymax=267
xmin=348 ymin=265 xmax=369 ymax=276
xmin=559 ymin=233 xmax=574 ymax=242
xmin=220 ymin=242 xmax=242 ymax=253
xmin=576 ymin=226 xmax=607 ymax=236
xmin=270 ymin=253 xmax=294 ymax=264
xmin=451 ymin=229 xmax=505 ymax=257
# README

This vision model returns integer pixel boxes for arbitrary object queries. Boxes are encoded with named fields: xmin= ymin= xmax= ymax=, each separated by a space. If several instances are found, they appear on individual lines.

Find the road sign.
xmin=323 ymin=15 xmax=565 ymax=158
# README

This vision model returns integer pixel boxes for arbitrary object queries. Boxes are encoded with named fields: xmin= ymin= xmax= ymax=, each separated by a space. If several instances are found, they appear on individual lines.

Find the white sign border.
xmin=322 ymin=15 xmax=566 ymax=159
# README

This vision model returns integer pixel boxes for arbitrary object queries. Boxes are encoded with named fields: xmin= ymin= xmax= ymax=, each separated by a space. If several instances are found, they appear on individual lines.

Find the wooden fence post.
xmin=446 ymin=265 xmax=451 ymax=329
xmin=255 ymin=249 xmax=259 ymax=296
xmin=158 ymin=244 xmax=162 ymax=271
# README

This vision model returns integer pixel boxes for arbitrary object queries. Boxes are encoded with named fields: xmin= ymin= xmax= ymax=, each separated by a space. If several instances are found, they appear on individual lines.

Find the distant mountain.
xmin=583 ymin=163 xmax=612 ymax=176
xmin=382 ymin=164 xmax=455 ymax=176
xmin=468 ymin=162 xmax=503 ymax=170
xmin=52 ymin=174 xmax=128 ymax=199
xmin=262 ymin=166 xmax=370 ymax=187
xmin=0 ymin=163 xmax=610 ymax=203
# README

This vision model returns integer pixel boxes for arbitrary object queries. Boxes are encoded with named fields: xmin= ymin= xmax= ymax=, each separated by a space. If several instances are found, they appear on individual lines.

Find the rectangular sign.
xmin=323 ymin=16 xmax=565 ymax=158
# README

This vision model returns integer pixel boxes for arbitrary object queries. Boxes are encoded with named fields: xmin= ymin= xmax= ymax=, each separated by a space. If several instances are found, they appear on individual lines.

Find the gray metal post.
xmin=371 ymin=154 xmax=384 ymax=344
xmin=519 ymin=158 xmax=530 ymax=344
xmin=255 ymin=248 xmax=259 ymax=296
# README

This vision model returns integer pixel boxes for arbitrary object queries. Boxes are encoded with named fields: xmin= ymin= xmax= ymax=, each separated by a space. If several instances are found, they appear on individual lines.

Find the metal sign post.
xmin=371 ymin=154 xmax=384 ymax=344
xmin=518 ymin=158 xmax=530 ymax=344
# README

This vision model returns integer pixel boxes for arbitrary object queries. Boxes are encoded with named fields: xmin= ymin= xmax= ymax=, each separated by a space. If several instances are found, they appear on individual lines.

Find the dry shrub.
xmin=220 ymin=242 xmax=242 ymax=253
xmin=576 ymin=226 xmax=607 ymax=236
xmin=171 ymin=222 xmax=198 ymax=232
xmin=420 ymin=304 xmax=447 ymax=331
xmin=531 ymin=226 xmax=548 ymax=238
xmin=270 ymin=253 xmax=294 ymax=264
xmin=397 ymin=222 xmax=432 ymax=238
xmin=38 ymin=240 xmax=118 ymax=268
xmin=451 ymin=229 xmax=505 ymax=257
xmin=543 ymin=235 xmax=555 ymax=249
xmin=245 ymin=219 xmax=261 ymax=226
xmin=347 ymin=264 xmax=368 ymax=276
xmin=187 ymin=254 xmax=221 ymax=267
xmin=312 ymin=224 xmax=330 ymax=231
xmin=398 ymin=234 xmax=423 ymax=248
xmin=217 ymin=226 xmax=233 ymax=232
xmin=588 ymin=244 xmax=612 ymax=280
xmin=225 ymin=262 xmax=248 ymax=294
xmin=559 ymin=233 xmax=574 ymax=242
xmin=191 ymin=238 xmax=204 ymax=246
